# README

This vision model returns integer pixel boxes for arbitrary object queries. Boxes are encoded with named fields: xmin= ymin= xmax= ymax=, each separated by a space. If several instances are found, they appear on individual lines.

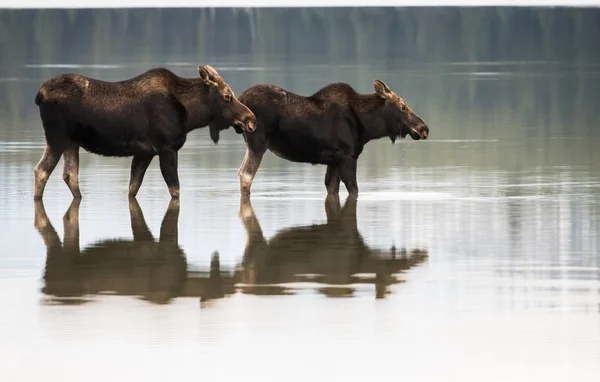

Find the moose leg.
xmin=129 ymin=154 xmax=154 ymax=198
xmin=128 ymin=197 xmax=155 ymax=241
xmin=325 ymin=164 xmax=341 ymax=195
xmin=159 ymin=151 xmax=180 ymax=199
xmin=62 ymin=146 xmax=82 ymax=199
xmin=159 ymin=199 xmax=181 ymax=244
xmin=238 ymin=147 xmax=265 ymax=197
xmin=33 ymin=199 xmax=62 ymax=249
xmin=33 ymin=144 xmax=63 ymax=200
xmin=62 ymin=198 xmax=81 ymax=253
xmin=339 ymin=157 xmax=359 ymax=197
xmin=128 ymin=198 xmax=154 ymax=241
xmin=238 ymin=196 xmax=268 ymax=248
xmin=238 ymin=196 xmax=260 ymax=229
xmin=340 ymin=195 xmax=359 ymax=232
xmin=324 ymin=193 xmax=342 ymax=222
xmin=237 ymin=196 xmax=268 ymax=285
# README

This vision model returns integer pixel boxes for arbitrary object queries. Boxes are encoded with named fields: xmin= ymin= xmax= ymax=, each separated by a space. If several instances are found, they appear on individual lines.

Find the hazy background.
xmin=1 ymin=6 xmax=599 ymax=382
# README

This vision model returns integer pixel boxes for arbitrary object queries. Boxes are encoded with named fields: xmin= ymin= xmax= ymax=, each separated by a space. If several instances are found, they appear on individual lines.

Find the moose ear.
xmin=198 ymin=65 xmax=219 ymax=87
xmin=373 ymin=79 xmax=393 ymax=98
xmin=203 ymin=65 xmax=221 ymax=79
xmin=198 ymin=65 xmax=210 ymax=81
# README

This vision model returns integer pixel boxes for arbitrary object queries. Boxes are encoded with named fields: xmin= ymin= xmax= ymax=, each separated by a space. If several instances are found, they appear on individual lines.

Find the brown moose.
xmin=32 ymin=65 xmax=256 ymax=200
xmin=210 ymin=80 xmax=429 ymax=197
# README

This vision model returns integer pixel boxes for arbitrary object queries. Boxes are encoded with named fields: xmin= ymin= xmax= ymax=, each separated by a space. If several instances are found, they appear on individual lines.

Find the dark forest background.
xmin=1 ymin=7 xmax=599 ymax=67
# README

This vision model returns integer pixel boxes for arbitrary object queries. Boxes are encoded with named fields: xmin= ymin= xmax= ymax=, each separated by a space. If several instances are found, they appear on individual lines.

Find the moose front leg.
xmin=324 ymin=193 xmax=342 ymax=222
xmin=238 ymin=147 xmax=265 ymax=197
xmin=339 ymin=157 xmax=359 ymax=197
xmin=129 ymin=197 xmax=154 ymax=242
xmin=237 ymin=196 xmax=269 ymax=285
xmin=159 ymin=151 xmax=180 ymax=199
xmin=62 ymin=146 xmax=82 ymax=199
xmin=325 ymin=164 xmax=341 ymax=195
xmin=159 ymin=199 xmax=181 ymax=244
xmin=33 ymin=144 xmax=63 ymax=200
xmin=62 ymin=198 xmax=81 ymax=253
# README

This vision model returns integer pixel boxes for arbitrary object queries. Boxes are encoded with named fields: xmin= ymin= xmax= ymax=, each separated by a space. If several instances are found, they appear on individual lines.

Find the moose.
xmin=32 ymin=65 xmax=257 ymax=201
xmin=34 ymin=198 xmax=235 ymax=305
xmin=208 ymin=79 xmax=429 ymax=197
xmin=236 ymin=195 xmax=429 ymax=299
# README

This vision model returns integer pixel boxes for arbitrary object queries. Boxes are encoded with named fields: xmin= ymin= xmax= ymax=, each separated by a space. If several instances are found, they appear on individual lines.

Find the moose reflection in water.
xmin=236 ymin=195 xmax=429 ymax=299
xmin=33 ymin=198 xmax=234 ymax=305
xmin=33 ymin=196 xmax=428 ymax=305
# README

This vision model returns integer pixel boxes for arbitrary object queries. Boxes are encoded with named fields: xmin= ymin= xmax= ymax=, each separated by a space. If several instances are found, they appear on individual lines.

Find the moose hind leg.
xmin=339 ymin=157 xmax=359 ymax=197
xmin=33 ymin=199 xmax=62 ymax=248
xmin=238 ymin=147 xmax=265 ymax=197
xmin=129 ymin=154 xmax=154 ymax=198
xmin=33 ymin=144 xmax=63 ymax=200
xmin=62 ymin=146 xmax=82 ymax=199
xmin=159 ymin=151 xmax=180 ymax=199
xmin=325 ymin=164 xmax=341 ymax=195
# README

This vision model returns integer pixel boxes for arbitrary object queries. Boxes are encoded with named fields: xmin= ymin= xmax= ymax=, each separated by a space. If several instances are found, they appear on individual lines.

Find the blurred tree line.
xmin=0 ymin=6 xmax=599 ymax=168
xmin=1 ymin=7 xmax=599 ymax=68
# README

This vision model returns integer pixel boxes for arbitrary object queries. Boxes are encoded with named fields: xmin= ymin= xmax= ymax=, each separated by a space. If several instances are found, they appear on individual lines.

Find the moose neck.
xmin=172 ymin=79 xmax=213 ymax=133
xmin=351 ymin=94 xmax=390 ymax=144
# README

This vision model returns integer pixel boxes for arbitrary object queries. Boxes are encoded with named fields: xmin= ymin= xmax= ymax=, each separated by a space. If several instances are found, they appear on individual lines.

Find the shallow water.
xmin=2 ymin=7 xmax=600 ymax=381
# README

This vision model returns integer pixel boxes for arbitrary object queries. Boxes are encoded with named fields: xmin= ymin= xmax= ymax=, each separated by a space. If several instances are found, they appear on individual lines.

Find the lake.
xmin=0 ymin=6 xmax=599 ymax=381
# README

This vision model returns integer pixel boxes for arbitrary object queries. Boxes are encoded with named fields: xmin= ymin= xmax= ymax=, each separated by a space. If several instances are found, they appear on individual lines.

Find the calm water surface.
xmin=1 ymin=11 xmax=600 ymax=380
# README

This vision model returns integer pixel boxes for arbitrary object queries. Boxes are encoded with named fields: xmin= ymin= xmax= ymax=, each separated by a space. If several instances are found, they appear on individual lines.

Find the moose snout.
xmin=420 ymin=124 xmax=429 ymax=139
xmin=245 ymin=117 xmax=257 ymax=132
xmin=411 ymin=123 xmax=428 ymax=140
xmin=233 ymin=115 xmax=256 ymax=133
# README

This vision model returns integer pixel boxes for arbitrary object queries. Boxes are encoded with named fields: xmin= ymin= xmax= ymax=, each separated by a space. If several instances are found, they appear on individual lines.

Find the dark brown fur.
xmin=33 ymin=65 xmax=256 ymax=200
xmin=227 ymin=79 xmax=429 ymax=197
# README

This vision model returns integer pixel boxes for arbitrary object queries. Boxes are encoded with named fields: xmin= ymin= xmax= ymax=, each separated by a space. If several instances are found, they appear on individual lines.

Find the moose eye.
xmin=400 ymin=104 xmax=407 ymax=112
xmin=224 ymin=94 xmax=232 ymax=103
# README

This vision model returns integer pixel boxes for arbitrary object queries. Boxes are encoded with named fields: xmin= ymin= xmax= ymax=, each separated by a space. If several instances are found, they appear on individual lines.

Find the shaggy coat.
xmin=33 ymin=65 xmax=256 ymax=200
xmin=224 ymin=79 xmax=429 ymax=197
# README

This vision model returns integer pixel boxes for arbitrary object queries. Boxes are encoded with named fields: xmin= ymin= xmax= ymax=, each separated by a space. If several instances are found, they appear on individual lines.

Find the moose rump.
xmin=33 ymin=65 xmax=256 ymax=201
